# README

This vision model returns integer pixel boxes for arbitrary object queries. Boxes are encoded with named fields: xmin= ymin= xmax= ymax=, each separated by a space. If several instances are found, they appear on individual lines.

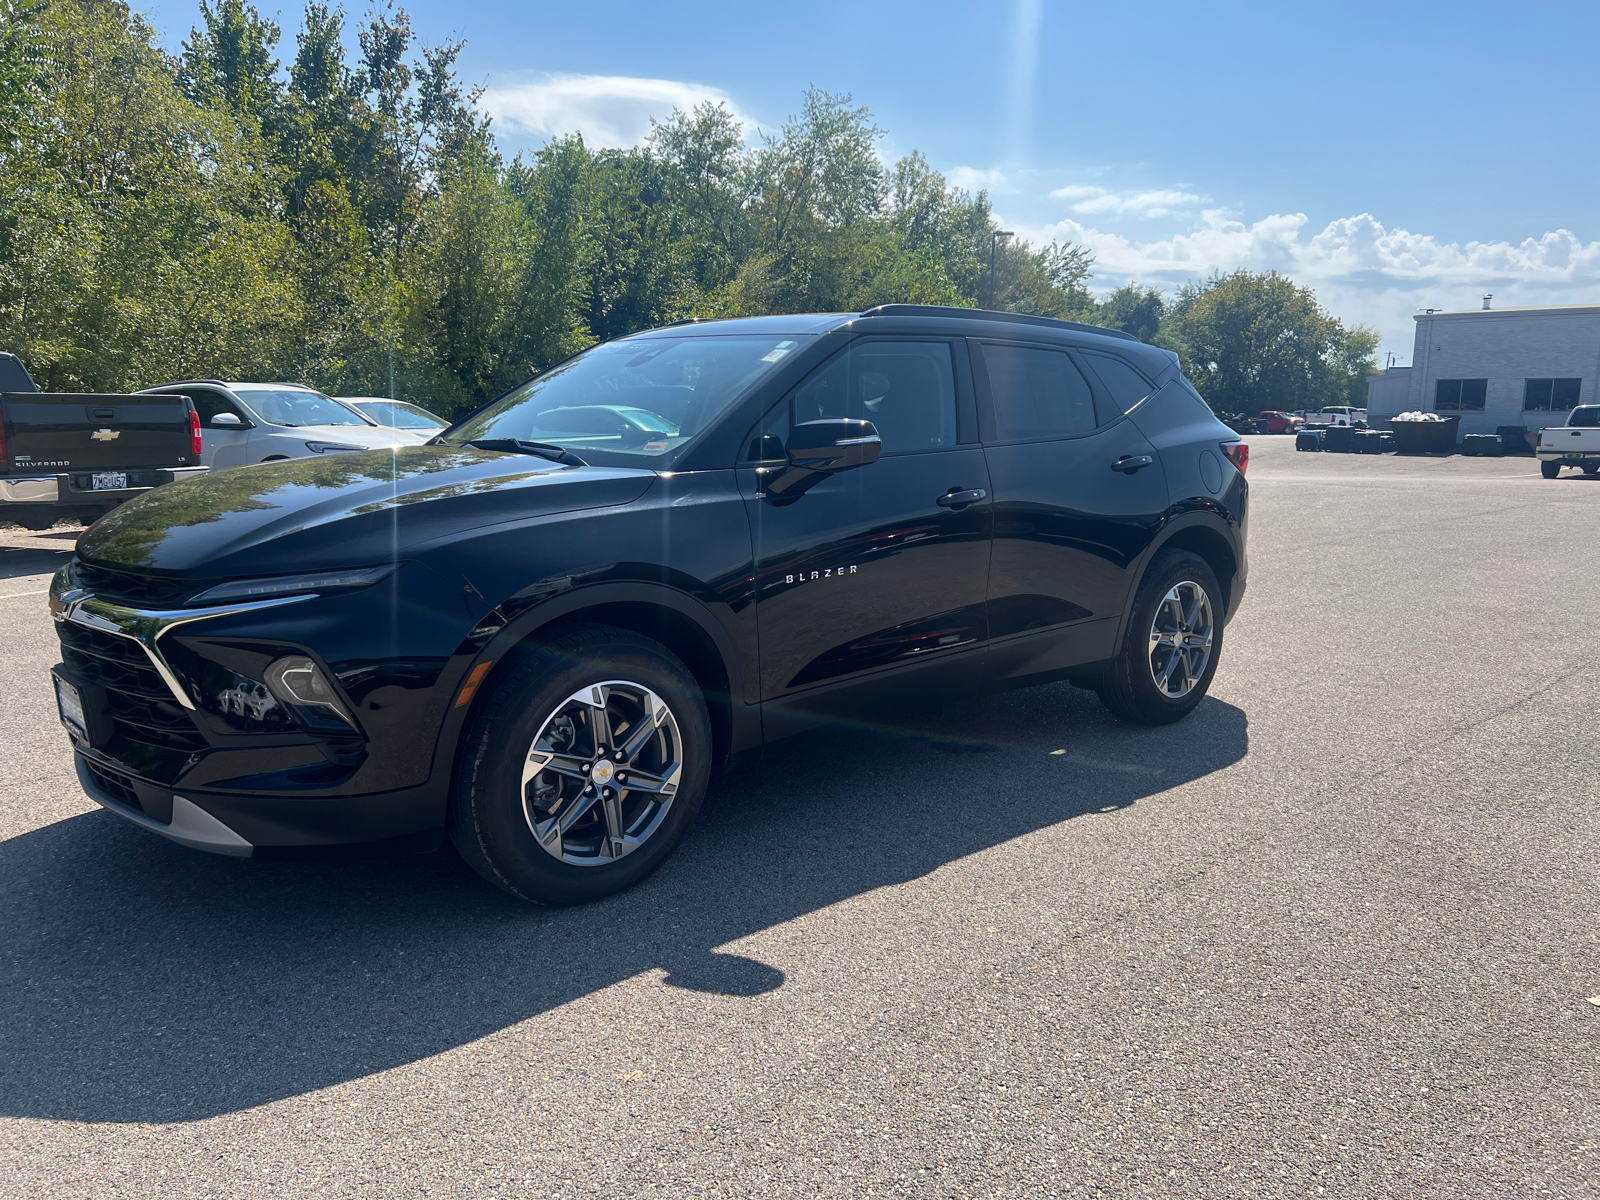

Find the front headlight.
xmin=186 ymin=564 xmax=398 ymax=606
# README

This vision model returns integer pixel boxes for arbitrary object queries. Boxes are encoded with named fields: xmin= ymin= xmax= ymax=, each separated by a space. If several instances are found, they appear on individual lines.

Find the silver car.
xmin=137 ymin=381 xmax=415 ymax=468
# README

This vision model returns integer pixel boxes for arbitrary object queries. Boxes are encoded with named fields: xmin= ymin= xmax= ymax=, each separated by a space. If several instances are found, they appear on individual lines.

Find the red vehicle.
xmin=1256 ymin=410 xmax=1303 ymax=434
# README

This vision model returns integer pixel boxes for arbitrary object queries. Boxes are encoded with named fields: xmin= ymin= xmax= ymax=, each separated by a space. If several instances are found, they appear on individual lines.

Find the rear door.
xmin=738 ymin=337 xmax=992 ymax=704
xmin=972 ymin=340 xmax=1168 ymax=668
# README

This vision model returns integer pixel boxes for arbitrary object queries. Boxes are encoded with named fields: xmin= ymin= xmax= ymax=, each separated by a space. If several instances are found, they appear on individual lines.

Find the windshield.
xmin=1570 ymin=406 xmax=1600 ymax=428
xmin=241 ymin=389 xmax=374 ymax=427
xmin=353 ymin=400 xmax=448 ymax=430
xmin=444 ymin=335 xmax=812 ymax=462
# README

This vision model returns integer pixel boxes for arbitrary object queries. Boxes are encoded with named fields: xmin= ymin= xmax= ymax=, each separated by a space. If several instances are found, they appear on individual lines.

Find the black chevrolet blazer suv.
xmin=48 ymin=305 xmax=1248 ymax=905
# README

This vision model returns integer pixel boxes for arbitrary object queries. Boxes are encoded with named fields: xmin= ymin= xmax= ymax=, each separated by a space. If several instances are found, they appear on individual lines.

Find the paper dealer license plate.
xmin=55 ymin=675 xmax=88 ymax=742
xmin=91 ymin=471 xmax=128 ymax=490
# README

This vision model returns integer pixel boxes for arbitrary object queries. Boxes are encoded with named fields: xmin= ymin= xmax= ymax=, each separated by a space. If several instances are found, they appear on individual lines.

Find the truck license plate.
xmin=1567 ymin=452 xmax=1585 ymax=461
xmin=91 ymin=471 xmax=128 ymax=490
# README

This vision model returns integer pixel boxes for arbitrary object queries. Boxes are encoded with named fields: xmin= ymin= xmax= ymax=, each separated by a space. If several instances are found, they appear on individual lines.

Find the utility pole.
xmin=988 ymin=230 xmax=1014 ymax=309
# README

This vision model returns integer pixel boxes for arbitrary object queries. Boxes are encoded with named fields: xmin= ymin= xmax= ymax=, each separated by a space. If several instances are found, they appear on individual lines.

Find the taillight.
xmin=0 ymin=416 xmax=7 ymax=461
xmin=189 ymin=407 xmax=203 ymax=457
xmin=1221 ymin=441 xmax=1249 ymax=475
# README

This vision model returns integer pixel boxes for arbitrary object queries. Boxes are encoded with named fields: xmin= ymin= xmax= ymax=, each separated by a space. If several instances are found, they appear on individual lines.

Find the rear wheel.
xmin=1541 ymin=461 xmax=1561 ymax=479
xmin=450 ymin=624 xmax=712 ymax=906
xmin=1097 ymin=550 xmax=1223 ymax=725
xmin=1584 ymin=464 xmax=1599 ymax=477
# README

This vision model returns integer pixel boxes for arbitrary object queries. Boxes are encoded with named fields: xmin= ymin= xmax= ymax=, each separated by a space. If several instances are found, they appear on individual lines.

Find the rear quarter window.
xmin=1080 ymin=352 xmax=1155 ymax=417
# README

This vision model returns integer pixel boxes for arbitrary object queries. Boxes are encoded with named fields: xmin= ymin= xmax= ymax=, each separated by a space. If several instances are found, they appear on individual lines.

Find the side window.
xmin=784 ymin=340 xmax=958 ymax=455
xmin=1080 ymin=352 xmax=1154 ymax=419
xmin=979 ymin=343 xmax=1096 ymax=442
xmin=175 ymin=388 xmax=251 ymax=427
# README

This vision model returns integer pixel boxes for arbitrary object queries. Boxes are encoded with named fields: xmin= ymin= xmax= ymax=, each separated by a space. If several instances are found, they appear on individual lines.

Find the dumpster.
xmin=1463 ymin=433 xmax=1502 ymax=457
xmin=1390 ymin=414 xmax=1459 ymax=454
xmin=1295 ymin=429 xmax=1322 ymax=451
xmin=1496 ymin=425 xmax=1529 ymax=455
xmin=1353 ymin=430 xmax=1386 ymax=454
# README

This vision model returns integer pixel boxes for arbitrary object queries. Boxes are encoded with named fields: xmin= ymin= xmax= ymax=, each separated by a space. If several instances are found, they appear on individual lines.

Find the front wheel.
xmin=1541 ymin=461 xmax=1561 ymax=479
xmin=1097 ymin=550 xmax=1224 ymax=725
xmin=449 ymin=624 xmax=712 ymax=906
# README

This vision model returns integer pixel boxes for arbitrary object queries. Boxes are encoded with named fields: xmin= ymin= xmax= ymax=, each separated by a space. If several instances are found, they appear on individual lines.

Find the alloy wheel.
xmin=521 ymin=680 xmax=683 ymax=866
xmin=1147 ymin=581 xmax=1214 ymax=699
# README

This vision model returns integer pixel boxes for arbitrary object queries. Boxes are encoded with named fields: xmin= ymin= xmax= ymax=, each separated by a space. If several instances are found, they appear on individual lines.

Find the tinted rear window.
xmin=980 ymin=344 xmax=1096 ymax=441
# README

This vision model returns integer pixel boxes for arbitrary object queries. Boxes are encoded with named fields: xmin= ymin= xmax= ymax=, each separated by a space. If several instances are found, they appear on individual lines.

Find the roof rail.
xmin=855 ymin=303 xmax=1140 ymax=343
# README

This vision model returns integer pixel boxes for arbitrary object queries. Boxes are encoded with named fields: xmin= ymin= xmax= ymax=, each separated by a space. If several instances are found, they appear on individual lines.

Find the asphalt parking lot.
xmin=1 ymin=437 xmax=1596 ymax=1199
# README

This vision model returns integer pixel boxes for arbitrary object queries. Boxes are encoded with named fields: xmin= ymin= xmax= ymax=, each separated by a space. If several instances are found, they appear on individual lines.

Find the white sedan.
xmin=138 ymin=381 xmax=417 ymax=468
xmin=337 ymin=396 xmax=449 ymax=442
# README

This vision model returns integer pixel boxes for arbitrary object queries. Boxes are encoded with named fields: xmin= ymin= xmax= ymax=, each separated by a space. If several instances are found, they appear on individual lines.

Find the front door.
xmin=162 ymin=388 xmax=254 ymax=468
xmin=738 ymin=338 xmax=992 ymax=701
xmin=972 ymin=339 xmax=1169 ymax=662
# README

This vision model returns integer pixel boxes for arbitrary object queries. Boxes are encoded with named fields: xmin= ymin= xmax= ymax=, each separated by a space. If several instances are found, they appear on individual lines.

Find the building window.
xmin=1434 ymin=378 xmax=1487 ymax=411
xmin=1523 ymin=378 xmax=1582 ymax=411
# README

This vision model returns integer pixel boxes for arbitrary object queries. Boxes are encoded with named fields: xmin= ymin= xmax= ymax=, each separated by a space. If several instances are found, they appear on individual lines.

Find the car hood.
xmin=76 ymin=445 xmax=656 ymax=577
xmin=273 ymin=423 xmax=418 ymax=448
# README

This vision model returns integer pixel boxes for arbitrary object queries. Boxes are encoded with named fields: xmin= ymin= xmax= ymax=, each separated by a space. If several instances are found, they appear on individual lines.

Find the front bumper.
xmin=77 ymin=754 xmax=253 ymax=856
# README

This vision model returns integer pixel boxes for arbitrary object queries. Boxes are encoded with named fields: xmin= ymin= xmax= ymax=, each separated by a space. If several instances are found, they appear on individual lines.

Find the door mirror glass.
xmin=210 ymin=412 xmax=243 ymax=427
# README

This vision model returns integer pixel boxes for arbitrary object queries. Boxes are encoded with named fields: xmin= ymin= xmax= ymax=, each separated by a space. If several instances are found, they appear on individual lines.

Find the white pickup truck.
xmin=1537 ymin=405 xmax=1600 ymax=478
xmin=1302 ymin=406 xmax=1367 ymax=428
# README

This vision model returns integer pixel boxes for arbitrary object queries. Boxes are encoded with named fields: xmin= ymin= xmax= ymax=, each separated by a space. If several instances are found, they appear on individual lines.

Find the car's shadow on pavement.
xmin=0 ymin=682 xmax=1247 ymax=1123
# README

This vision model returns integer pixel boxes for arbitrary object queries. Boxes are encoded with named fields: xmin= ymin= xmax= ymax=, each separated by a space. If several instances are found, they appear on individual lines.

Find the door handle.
xmin=937 ymin=488 xmax=987 ymax=508
xmin=1111 ymin=454 xmax=1154 ymax=474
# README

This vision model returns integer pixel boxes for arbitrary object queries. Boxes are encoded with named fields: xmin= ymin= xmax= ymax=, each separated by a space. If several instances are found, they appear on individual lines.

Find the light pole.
xmin=988 ymin=230 xmax=1014 ymax=309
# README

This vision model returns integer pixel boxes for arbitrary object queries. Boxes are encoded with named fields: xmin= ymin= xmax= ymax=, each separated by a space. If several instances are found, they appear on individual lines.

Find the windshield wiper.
xmin=463 ymin=438 xmax=587 ymax=467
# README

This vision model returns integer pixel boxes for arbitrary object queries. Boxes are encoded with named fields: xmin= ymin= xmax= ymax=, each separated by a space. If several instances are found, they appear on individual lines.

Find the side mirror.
xmin=211 ymin=412 xmax=243 ymax=428
xmin=765 ymin=419 xmax=882 ymax=497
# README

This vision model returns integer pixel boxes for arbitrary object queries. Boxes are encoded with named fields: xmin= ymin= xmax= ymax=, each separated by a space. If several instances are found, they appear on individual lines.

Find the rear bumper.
xmin=1536 ymin=449 xmax=1600 ymax=462
xmin=0 ymin=466 xmax=207 ymax=508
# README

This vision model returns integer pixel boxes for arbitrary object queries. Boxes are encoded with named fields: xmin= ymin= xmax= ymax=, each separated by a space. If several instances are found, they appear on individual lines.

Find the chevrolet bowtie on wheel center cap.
xmin=1147 ymin=581 xmax=1214 ymax=699
xmin=521 ymin=680 xmax=683 ymax=866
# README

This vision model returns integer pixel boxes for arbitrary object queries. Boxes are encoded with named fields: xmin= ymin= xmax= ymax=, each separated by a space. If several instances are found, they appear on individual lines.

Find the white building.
xmin=1367 ymin=301 xmax=1600 ymax=438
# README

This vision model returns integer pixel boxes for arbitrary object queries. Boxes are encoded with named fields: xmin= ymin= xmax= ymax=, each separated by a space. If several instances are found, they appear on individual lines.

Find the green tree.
xmin=1095 ymin=283 xmax=1165 ymax=342
xmin=1162 ymin=270 xmax=1379 ymax=415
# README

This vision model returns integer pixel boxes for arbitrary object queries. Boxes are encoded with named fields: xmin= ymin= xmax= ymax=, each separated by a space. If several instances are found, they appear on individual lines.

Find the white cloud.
xmin=1005 ymin=209 xmax=1600 ymax=360
xmin=480 ymin=74 xmax=756 ymax=150
xmin=1047 ymin=184 xmax=1206 ymax=219
xmin=947 ymin=166 xmax=1008 ymax=193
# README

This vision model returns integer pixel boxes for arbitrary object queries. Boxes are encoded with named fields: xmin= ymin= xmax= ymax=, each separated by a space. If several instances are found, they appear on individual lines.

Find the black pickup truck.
xmin=1 ymin=353 xmax=208 ymax=529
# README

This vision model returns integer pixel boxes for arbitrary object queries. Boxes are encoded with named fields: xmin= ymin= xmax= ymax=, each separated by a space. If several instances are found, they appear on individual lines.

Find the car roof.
xmin=139 ymin=380 xmax=320 ymax=393
xmin=624 ymin=305 xmax=1174 ymax=376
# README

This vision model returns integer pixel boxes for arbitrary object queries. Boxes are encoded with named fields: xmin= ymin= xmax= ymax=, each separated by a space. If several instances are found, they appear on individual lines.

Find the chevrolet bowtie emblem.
xmin=91 ymin=428 xmax=120 ymax=441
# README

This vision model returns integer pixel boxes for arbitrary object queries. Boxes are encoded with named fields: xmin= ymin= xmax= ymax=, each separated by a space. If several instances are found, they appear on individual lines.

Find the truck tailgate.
xmin=2 ymin=393 xmax=198 ymax=472
xmin=1539 ymin=428 xmax=1600 ymax=454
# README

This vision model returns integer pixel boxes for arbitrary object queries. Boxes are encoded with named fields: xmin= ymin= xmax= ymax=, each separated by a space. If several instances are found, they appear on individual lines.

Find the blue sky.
xmin=144 ymin=0 xmax=1600 ymax=363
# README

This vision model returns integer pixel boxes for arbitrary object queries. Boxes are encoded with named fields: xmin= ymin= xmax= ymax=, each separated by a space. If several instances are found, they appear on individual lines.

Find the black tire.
xmin=1584 ymin=465 xmax=1599 ymax=477
xmin=449 ymin=624 xmax=712 ymax=906
xmin=1096 ymin=550 xmax=1224 ymax=725
xmin=1541 ymin=461 xmax=1561 ymax=479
